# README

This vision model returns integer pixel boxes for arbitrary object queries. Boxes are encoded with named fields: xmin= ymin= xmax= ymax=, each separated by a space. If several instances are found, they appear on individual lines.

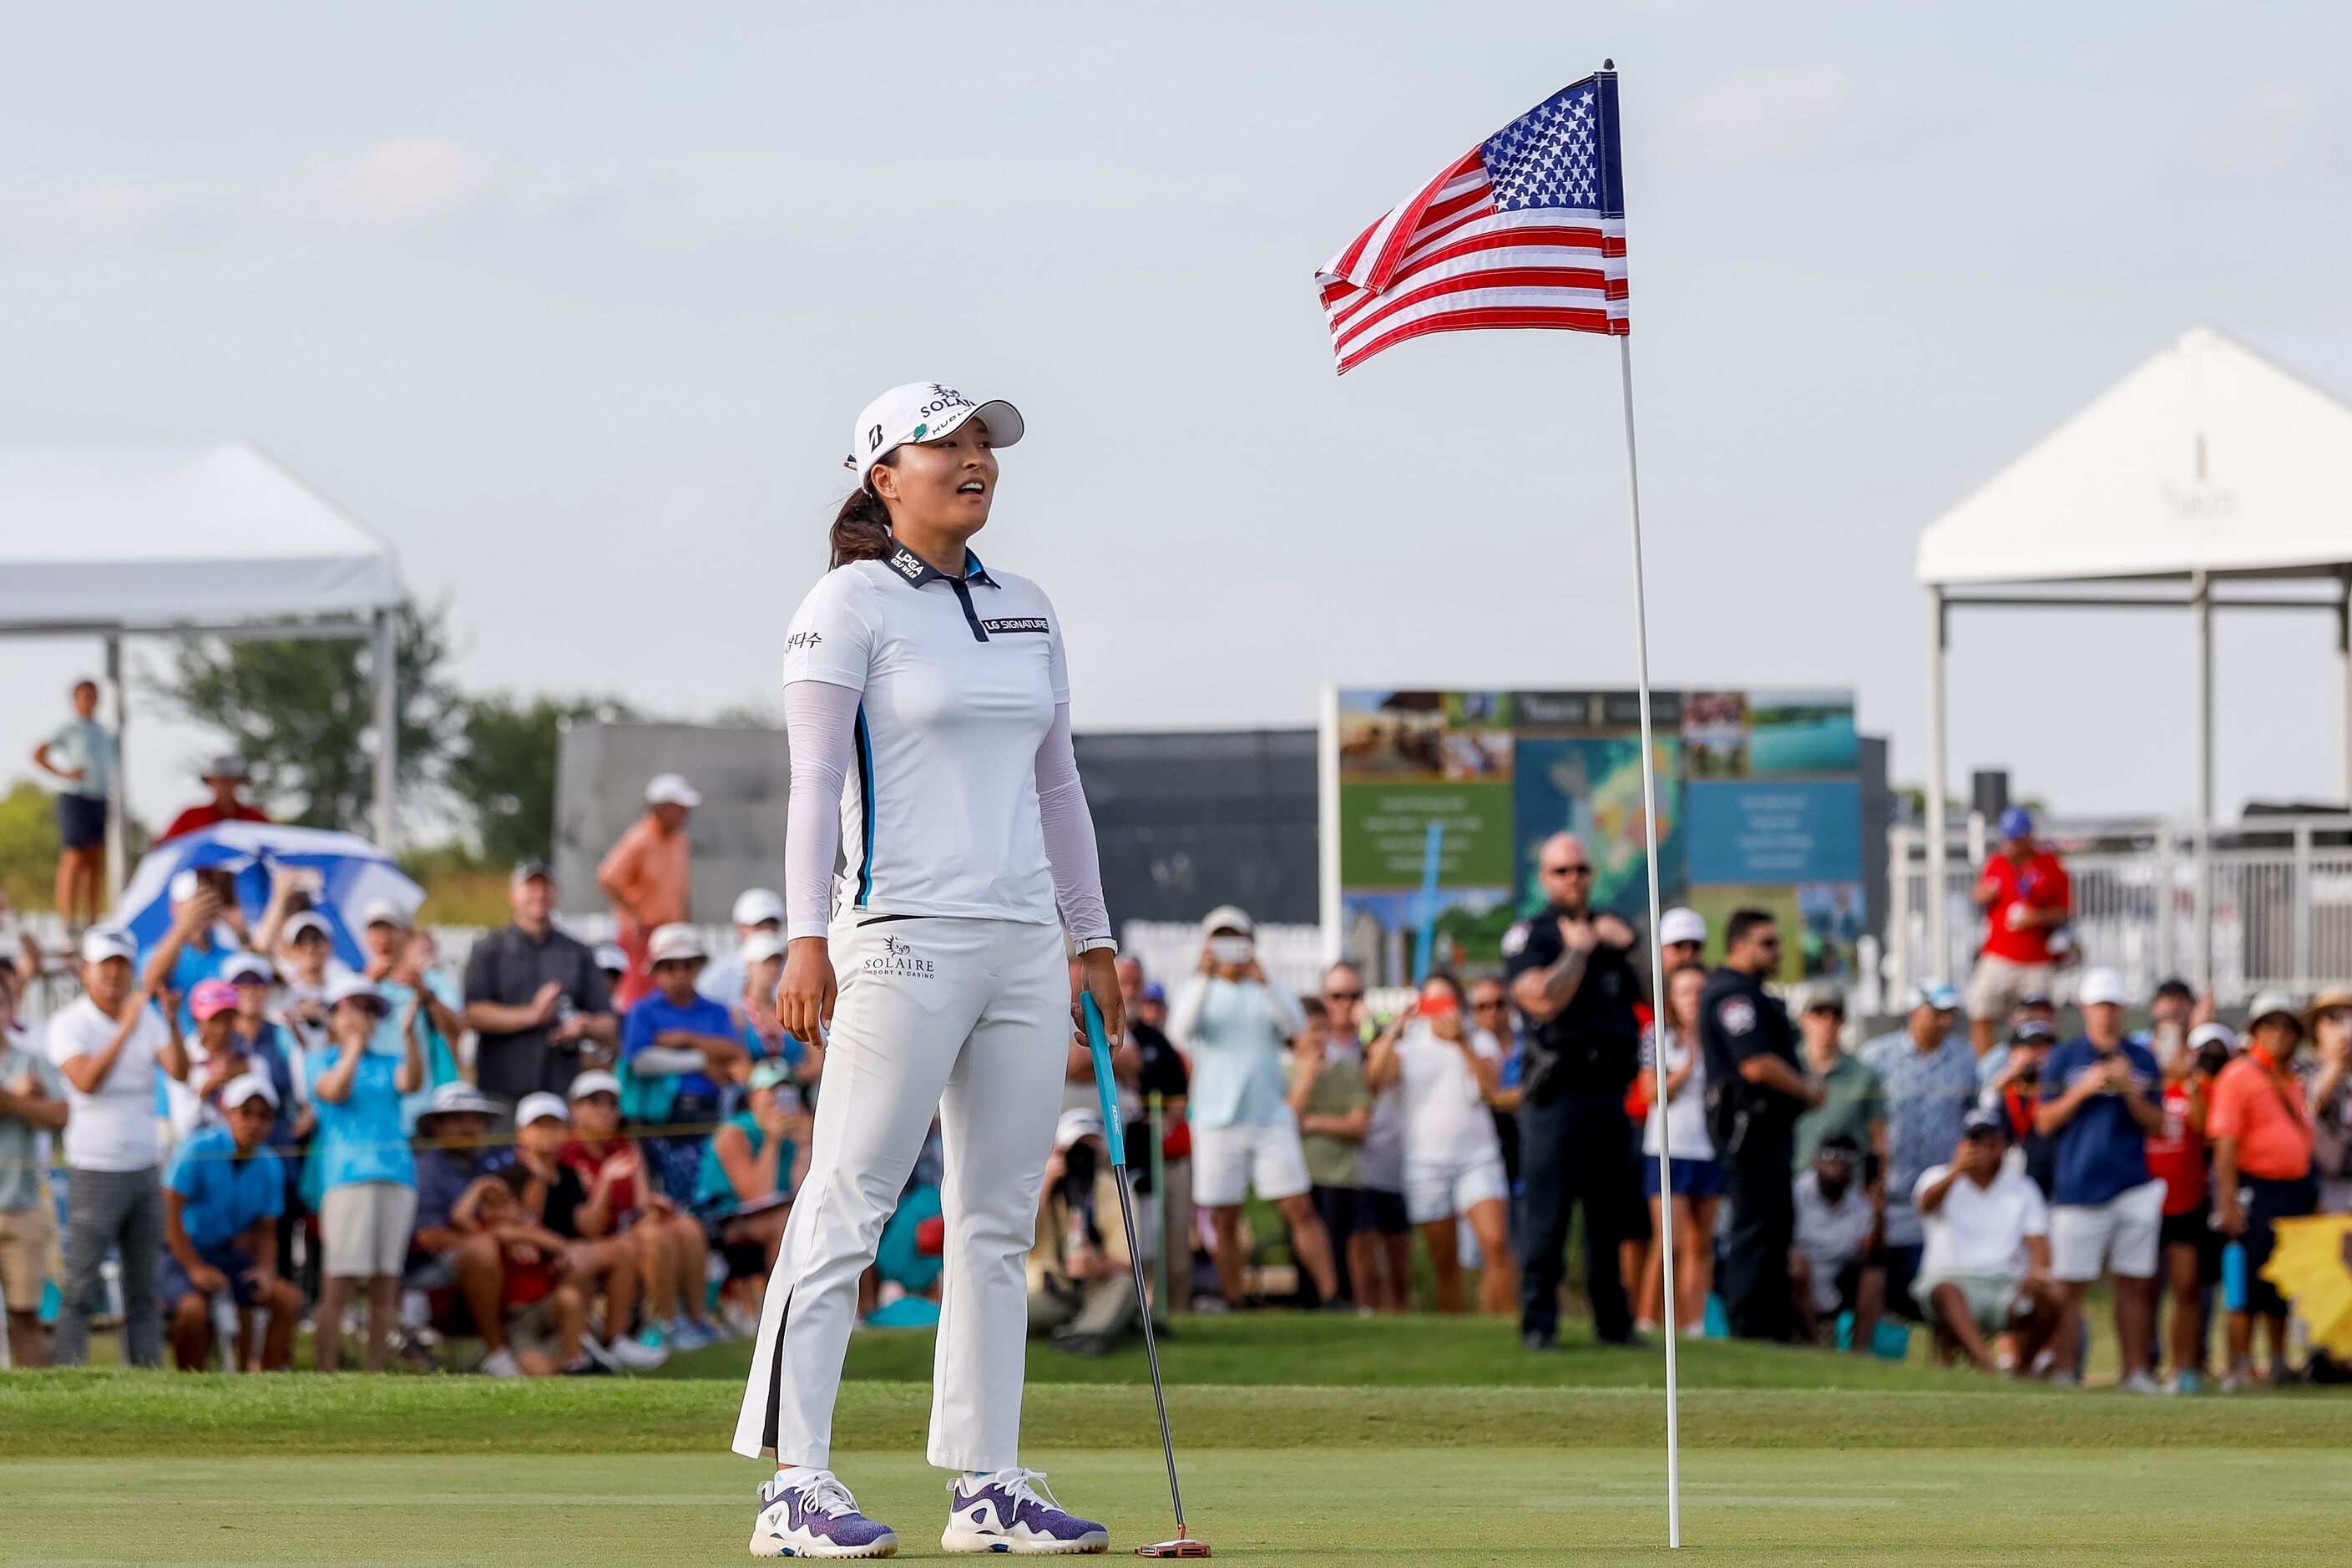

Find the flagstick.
xmin=1616 ymin=331 xmax=1681 ymax=1550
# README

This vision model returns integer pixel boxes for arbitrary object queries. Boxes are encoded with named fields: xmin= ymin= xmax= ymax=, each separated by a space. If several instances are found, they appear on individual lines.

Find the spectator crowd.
xmin=3 ymin=767 xmax=2350 ymax=1395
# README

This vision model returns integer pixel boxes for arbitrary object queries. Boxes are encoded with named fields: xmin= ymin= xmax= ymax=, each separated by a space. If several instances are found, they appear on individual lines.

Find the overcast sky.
xmin=3 ymin=1 xmax=2350 ymax=832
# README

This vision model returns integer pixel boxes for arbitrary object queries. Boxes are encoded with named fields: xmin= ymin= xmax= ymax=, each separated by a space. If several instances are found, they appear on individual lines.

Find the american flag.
xmin=1316 ymin=70 xmax=1627 ymax=374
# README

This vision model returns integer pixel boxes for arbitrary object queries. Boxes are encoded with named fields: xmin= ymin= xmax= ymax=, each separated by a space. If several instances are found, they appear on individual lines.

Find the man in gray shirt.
xmin=462 ymin=861 xmax=616 ymax=1105
xmin=0 ymin=953 xmax=69 ymax=1367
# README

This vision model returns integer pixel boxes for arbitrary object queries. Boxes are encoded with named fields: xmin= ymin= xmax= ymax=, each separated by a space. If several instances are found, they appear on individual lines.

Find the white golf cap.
xmin=80 ymin=927 xmax=138 ymax=964
xmin=515 ymin=1091 xmax=569 ymax=1127
xmin=1055 ymin=1106 xmax=1103 ymax=1148
xmin=325 ymin=973 xmax=386 ymax=1010
xmin=741 ymin=931 xmax=789 ymax=966
xmin=591 ymin=941 xmax=628 ymax=973
xmin=220 ymin=1071 xmax=279 ymax=1111
xmin=1199 ymin=904 xmax=1255 ymax=938
xmin=285 ymin=910 xmax=333 ymax=943
xmin=361 ymin=898 xmax=412 ymax=930
xmin=421 ymin=1081 xmax=502 ymax=1119
xmin=733 ymin=888 xmax=787 ymax=927
xmin=846 ymin=381 xmax=1024 ymax=484
xmin=2188 ymin=1022 xmax=2237 ymax=1052
xmin=647 ymin=923 xmax=706 ymax=964
xmin=169 ymin=868 xmax=202 ymax=903
xmin=2077 ymin=967 xmax=2131 ymax=1008
xmin=645 ymin=772 xmax=701 ymax=809
xmin=1659 ymin=907 xmax=1707 ymax=947
xmin=567 ymin=1068 xmax=623 ymax=1101
xmin=220 ymin=952 xmax=275 ymax=984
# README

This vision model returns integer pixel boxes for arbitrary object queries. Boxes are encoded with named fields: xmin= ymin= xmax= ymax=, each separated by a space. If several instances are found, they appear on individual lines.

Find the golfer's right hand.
xmin=776 ymin=938 xmax=836 ymax=1044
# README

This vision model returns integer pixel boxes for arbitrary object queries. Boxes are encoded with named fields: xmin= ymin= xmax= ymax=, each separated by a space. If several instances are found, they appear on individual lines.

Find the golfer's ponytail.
xmin=830 ymin=460 xmax=897 ymax=568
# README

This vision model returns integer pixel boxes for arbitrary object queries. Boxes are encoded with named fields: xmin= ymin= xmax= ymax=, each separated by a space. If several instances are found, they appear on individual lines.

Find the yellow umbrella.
xmin=2259 ymin=1214 xmax=2352 ymax=1360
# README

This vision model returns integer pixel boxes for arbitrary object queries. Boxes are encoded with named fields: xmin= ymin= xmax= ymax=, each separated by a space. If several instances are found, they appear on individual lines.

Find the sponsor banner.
xmin=1685 ymin=780 xmax=1862 ymax=885
xmin=1337 ymin=781 xmax=1514 ymax=890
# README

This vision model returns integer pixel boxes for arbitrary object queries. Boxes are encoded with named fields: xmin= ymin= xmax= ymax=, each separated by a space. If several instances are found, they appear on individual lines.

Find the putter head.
xmin=1136 ymin=1540 xmax=1211 ymax=1558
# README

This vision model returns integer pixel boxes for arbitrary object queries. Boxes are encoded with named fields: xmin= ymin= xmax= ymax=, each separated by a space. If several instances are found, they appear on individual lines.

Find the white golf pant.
xmin=733 ymin=913 xmax=1068 ymax=1470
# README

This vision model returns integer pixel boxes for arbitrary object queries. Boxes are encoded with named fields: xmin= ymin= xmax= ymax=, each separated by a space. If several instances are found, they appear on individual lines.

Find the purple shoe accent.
xmin=761 ymin=1471 xmax=898 ymax=1553
xmin=953 ymin=1470 xmax=1108 ymax=1547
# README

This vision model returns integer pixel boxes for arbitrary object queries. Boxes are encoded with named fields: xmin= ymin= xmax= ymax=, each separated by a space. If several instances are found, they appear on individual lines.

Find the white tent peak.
xmin=0 ymin=440 xmax=403 ymax=630
xmin=1916 ymin=326 xmax=2352 ymax=586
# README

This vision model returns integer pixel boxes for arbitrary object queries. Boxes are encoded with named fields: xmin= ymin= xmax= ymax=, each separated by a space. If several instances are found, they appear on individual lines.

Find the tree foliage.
xmin=148 ymin=603 xmax=461 ymax=837
xmin=448 ymin=693 xmax=635 ymax=867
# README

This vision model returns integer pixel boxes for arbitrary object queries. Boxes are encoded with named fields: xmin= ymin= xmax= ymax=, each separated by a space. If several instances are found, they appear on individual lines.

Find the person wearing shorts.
xmin=1171 ymin=906 xmax=1340 ymax=1309
xmin=2150 ymin=1021 xmax=2228 ymax=1392
xmin=1326 ymin=964 xmax=1413 ymax=1312
xmin=2036 ymin=967 xmax=2166 ymax=1391
xmin=1367 ymin=974 xmax=1515 ymax=1315
xmin=1965 ymin=807 xmax=2071 ymax=1058
xmin=2209 ymin=996 xmax=2319 ymax=1388
xmin=306 ymin=974 xmax=422 ymax=1373
xmin=1911 ymin=1108 xmax=2059 ymax=1374
xmin=1636 ymin=963 xmax=1721 ymax=1336
xmin=31 ymin=679 xmax=115 ymax=931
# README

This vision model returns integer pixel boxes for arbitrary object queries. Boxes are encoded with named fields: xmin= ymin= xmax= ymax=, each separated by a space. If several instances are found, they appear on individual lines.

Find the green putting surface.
xmin=2 ymin=1446 xmax=2336 ymax=1565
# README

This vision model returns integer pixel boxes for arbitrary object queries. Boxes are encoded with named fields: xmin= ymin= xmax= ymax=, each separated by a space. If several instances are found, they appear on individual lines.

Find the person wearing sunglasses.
xmin=1502 ymin=832 xmax=1645 ymax=1351
xmin=1697 ymin=908 xmax=1823 ymax=1342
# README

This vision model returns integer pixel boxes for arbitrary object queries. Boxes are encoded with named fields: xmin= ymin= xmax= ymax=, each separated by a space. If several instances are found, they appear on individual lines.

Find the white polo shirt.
xmin=781 ymin=544 xmax=1066 ymax=932
xmin=45 ymin=995 xmax=172 ymax=1173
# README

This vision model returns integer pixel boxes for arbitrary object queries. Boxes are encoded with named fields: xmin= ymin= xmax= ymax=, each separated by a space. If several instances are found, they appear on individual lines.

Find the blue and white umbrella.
xmin=116 ymin=822 xmax=425 ymax=970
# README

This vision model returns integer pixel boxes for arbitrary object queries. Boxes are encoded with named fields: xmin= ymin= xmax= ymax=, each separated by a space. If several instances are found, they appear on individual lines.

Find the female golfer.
xmin=736 ymin=382 xmax=1123 ymax=1558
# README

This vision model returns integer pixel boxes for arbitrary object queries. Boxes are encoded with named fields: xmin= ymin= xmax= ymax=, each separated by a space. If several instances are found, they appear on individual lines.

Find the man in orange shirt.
xmin=2208 ymin=993 xmax=2316 ymax=1389
xmin=596 ymin=773 xmax=699 ymax=1006
xmin=1964 ymin=808 xmax=2071 ymax=1058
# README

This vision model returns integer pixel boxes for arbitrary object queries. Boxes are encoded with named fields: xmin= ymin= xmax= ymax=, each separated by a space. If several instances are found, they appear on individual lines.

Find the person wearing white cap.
xmin=2148 ymin=1019 xmax=2233 ymax=1394
xmin=352 ymin=901 xmax=463 ymax=1131
xmin=504 ymin=1090 xmax=668 ymax=1372
xmin=306 ymin=973 xmax=425 ymax=1373
xmin=563 ymin=1068 xmax=704 ymax=1362
xmin=598 ymin=775 xmax=701 ymax=1007
xmin=741 ymin=380 xmax=1119 ymax=1559
xmin=623 ymin=923 xmax=749 ymax=1308
xmin=701 ymin=887 xmax=789 ymax=1006
xmin=1657 ymin=907 xmax=1707 ymax=972
xmin=1171 ymin=906 xmax=1341 ymax=1311
xmin=2035 ymin=966 xmax=2166 ymax=1391
xmin=1859 ymin=979 xmax=1978 ymax=1320
xmin=47 ymin=927 xmax=189 ymax=1367
xmin=160 ymin=1072 xmax=302 ymax=1371
xmin=1028 ymin=1105 xmax=1141 ymax=1357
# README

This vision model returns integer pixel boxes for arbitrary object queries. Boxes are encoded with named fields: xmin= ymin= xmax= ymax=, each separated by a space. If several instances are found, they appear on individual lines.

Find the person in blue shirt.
xmin=2035 ymin=966 xmax=2167 ymax=1391
xmin=141 ymin=869 xmax=250 ymax=1032
xmin=623 ymin=924 xmax=747 ymax=1211
xmin=162 ymin=1073 xmax=301 ymax=1371
xmin=306 ymin=974 xmax=423 ymax=1373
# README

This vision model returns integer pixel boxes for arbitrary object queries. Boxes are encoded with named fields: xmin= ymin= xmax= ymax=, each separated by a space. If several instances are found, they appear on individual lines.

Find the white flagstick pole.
xmin=1616 ymin=331 xmax=1681 ymax=1550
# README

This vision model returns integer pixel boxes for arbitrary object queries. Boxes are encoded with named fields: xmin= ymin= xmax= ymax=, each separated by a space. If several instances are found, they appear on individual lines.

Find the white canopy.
xmin=0 ymin=442 xmax=402 ymax=630
xmin=1914 ymin=327 xmax=2352 ymax=993
xmin=0 ymin=441 xmax=407 ymax=861
xmin=1918 ymin=326 xmax=2352 ymax=586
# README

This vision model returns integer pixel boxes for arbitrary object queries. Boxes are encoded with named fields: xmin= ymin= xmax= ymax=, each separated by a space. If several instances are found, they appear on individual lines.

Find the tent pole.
xmin=2193 ymin=572 xmax=2213 ymax=994
xmin=1925 ymin=587 xmax=1949 ymax=983
xmin=372 ymin=607 xmax=397 ymax=852
xmin=2339 ymin=567 xmax=2351 ymax=807
xmin=104 ymin=635 xmax=129 ymax=912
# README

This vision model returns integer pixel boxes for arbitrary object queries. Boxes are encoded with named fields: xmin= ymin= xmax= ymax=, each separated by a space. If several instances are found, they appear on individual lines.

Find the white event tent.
xmin=0 ymin=443 xmax=407 ymax=892
xmin=1916 ymin=326 xmax=2352 ymax=985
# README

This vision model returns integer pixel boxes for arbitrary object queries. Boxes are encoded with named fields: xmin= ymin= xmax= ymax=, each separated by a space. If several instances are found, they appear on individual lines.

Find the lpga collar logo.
xmin=866 ymin=931 xmax=934 ymax=980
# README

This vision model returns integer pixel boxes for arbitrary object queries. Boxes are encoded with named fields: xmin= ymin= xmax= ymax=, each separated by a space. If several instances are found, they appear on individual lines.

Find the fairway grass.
xmin=4 ymin=1447 xmax=2338 ymax=1565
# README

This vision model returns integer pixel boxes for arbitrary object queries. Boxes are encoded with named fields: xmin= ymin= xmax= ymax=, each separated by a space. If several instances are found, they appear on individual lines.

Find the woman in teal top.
xmin=305 ymin=974 xmax=423 ymax=1373
xmin=697 ymin=1062 xmax=805 ymax=1272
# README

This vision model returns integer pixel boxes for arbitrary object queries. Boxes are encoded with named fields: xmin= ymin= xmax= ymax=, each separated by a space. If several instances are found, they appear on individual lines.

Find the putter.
xmin=1082 ymin=992 xmax=1211 ymax=1559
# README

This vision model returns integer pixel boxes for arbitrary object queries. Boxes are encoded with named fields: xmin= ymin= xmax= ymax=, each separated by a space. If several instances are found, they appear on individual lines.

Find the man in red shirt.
xmin=159 ymin=755 xmax=271 ymax=842
xmin=1964 ymin=807 xmax=2071 ymax=1057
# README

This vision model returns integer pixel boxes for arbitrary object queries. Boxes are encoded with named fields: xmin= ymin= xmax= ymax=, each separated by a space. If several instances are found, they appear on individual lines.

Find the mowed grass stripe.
xmin=7 ymin=1372 xmax=2350 ymax=1456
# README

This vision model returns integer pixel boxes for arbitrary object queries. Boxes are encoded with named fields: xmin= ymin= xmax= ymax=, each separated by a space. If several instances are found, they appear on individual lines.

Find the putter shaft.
xmin=1108 ymin=1161 xmax=1187 ymax=1537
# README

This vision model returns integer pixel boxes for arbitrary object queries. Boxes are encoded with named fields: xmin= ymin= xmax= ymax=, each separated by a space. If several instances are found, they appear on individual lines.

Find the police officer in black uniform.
xmin=1504 ymin=832 xmax=1645 ymax=1351
xmin=1697 ymin=908 xmax=1823 ymax=1342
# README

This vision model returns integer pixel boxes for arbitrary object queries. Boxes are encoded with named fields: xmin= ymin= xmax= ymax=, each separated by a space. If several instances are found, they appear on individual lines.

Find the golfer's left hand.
xmin=1073 ymin=948 xmax=1125 ymax=1050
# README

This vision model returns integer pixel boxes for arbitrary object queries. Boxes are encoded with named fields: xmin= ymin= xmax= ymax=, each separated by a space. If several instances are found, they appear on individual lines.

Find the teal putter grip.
xmin=1081 ymin=993 xmax=1126 ymax=1167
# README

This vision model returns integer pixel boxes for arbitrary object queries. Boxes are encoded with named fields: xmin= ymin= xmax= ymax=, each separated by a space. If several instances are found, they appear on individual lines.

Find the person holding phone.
xmin=307 ymin=974 xmax=423 ymax=1373
xmin=738 ymin=382 xmax=1120 ymax=1556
